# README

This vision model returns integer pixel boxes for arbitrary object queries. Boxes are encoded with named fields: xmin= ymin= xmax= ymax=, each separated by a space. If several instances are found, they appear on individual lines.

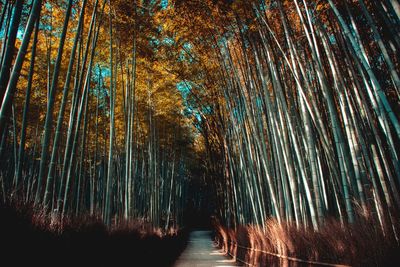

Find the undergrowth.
xmin=0 ymin=200 xmax=188 ymax=266
xmin=215 ymin=216 xmax=400 ymax=267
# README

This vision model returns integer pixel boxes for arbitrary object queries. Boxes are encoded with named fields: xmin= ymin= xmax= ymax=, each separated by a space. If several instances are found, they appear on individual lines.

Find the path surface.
xmin=173 ymin=230 xmax=240 ymax=267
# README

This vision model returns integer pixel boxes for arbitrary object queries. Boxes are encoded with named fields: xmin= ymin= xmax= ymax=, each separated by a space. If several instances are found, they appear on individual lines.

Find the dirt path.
xmin=173 ymin=230 xmax=240 ymax=267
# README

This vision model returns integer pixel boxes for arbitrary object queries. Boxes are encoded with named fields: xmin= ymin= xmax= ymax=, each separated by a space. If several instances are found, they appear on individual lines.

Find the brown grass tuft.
xmin=215 ymin=216 xmax=400 ymax=266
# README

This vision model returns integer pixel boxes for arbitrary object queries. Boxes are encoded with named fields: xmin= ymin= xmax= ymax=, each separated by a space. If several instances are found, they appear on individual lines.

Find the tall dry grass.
xmin=215 ymin=216 xmax=400 ymax=266
xmin=0 ymin=199 xmax=188 ymax=266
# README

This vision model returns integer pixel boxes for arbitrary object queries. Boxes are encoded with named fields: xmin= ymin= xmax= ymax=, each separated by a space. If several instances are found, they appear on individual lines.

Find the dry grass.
xmin=215 ymin=216 xmax=400 ymax=266
xmin=0 ymin=199 xmax=188 ymax=266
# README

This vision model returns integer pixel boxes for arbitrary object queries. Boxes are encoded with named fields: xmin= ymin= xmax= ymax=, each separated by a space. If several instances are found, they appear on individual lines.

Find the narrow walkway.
xmin=173 ymin=230 xmax=240 ymax=267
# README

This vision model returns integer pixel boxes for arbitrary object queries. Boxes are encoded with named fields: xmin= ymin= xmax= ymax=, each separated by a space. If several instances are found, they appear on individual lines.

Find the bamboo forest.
xmin=0 ymin=0 xmax=399 ymax=266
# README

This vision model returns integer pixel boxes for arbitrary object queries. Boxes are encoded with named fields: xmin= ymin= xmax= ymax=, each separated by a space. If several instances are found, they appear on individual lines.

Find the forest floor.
xmin=173 ymin=230 xmax=240 ymax=267
xmin=0 ymin=202 xmax=187 ymax=266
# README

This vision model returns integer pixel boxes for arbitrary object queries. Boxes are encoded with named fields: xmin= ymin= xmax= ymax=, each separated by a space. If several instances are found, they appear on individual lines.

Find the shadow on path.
xmin=173 ymin=230 xmax=241 ymax=267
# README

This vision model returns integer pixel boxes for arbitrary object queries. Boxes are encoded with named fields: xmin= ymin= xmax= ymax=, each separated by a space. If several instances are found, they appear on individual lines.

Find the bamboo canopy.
xmin=0 ymin=0 xmax=398 ymax=240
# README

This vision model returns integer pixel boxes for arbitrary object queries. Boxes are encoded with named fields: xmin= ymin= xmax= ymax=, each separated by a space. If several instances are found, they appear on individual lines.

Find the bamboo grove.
xmin=0 ymin=0 xmax=195 ymax=229
xmin=164 ymin=0 xmax=400 ymax=237
xmin=0 ymin=0 xmax=399 ymax=239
